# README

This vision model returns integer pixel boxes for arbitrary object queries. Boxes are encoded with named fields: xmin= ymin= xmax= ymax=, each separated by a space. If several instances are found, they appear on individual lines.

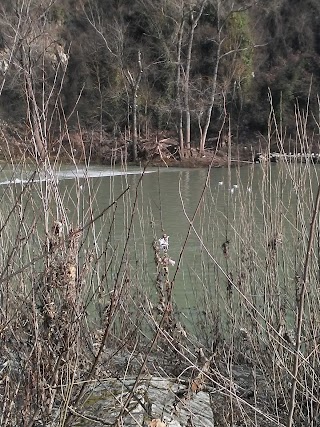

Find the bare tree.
xmin=124 ymin=51 xmax=143 ymax=162
xmin=85 ymin=1 xmax=146 ymax=162
xmin=198 ymin=0 xmax=257 ymax=155
xmin=137 ymin=0 xmax=256 ymax=157
xmin=0 ymin=0 xmax=70 ymax=161
xmin=136 ymin=0 xmax=206 ymax=158
xmin=182 ymin=0 xmax=207 ymax=157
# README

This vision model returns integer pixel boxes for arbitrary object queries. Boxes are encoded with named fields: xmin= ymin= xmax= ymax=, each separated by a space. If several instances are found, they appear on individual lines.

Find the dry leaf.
xmin=191 ymin=377 xmax=204 ymax=393
xmin=149 ymin=419 xmax=167 ymax=427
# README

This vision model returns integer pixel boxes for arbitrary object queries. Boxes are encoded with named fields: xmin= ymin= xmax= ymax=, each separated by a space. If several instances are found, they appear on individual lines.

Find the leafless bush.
xmin=2 ymin=90 xmax=320 ymax=427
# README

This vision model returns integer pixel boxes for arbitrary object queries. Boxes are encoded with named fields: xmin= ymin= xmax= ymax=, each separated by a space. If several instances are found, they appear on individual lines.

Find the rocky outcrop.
xmin=72 ymin=377 xmax=215 ymax=427
xmin=70 ymin=369 xmax=281 ymax=427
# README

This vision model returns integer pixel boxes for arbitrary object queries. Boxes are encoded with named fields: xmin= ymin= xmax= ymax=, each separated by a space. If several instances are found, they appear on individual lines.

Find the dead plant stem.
xmin=287 ymin=183 xmax=320 ymax=427
xmin=115 ymin=166 xmax=211 ymax=423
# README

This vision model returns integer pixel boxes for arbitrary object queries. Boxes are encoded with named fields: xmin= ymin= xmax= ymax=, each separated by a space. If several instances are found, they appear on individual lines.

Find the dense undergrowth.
xmin=1 ymin=0 xmax=320 ymax=160
xmin=1 ymin=1 xmax=320 ymax=425
xmin=1 ymin=99 xmax=320 ymax=427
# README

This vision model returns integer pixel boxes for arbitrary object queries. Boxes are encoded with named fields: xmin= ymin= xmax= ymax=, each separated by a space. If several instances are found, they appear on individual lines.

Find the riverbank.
xmin=0 ymin=122 xmax=257 ymax=167
xmin=72 ymin=370 xmax=275 ymax=427
xmin=0 ymin=159 xmax=318 ymax=426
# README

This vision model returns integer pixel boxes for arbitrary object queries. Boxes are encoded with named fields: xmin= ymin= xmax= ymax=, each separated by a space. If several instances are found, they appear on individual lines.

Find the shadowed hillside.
xmin=0 ymin=0 xmax=319 ymax=162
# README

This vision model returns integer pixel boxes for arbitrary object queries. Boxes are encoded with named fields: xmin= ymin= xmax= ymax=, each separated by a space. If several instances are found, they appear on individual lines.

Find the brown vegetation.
xmin=1 ymin=1 xmax=320 ymax=426
xmin=0 ymin=0 xmax=319 ymax=164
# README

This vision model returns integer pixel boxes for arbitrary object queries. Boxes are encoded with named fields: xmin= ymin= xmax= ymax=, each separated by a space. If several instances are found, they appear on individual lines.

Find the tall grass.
xmin=185 ymin=100 xmax=320 ymax=426
xmin=1 ymin=100 xmax=320 ymax=426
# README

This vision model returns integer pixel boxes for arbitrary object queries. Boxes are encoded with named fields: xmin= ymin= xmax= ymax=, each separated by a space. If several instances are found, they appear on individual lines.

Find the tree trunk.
xmin=183 ymin=1 xmax=206 ymax=158
xmin=176 ymin=19 xmax=184 ymax=158
xmin=20 ymin=45 xmax=46 ymax=161
xmin=132 ymin=86 xmax=139 ymax=162
xmin=199 ymin=41 xmax=221 ymax=156
xmin=183 ymin=15 xmax=195 ymax=157
xmin=125 ymin=51 xmax=143 ymax=162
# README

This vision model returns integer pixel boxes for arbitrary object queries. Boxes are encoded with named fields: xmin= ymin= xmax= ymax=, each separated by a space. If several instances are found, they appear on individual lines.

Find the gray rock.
xmin=71 ymin=377 xmax=215 ymax=426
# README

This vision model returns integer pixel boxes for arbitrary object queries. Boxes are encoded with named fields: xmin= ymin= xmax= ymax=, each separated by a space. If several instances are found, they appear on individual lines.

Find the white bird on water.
xmin=159 ymin=234 xmax=169 ymax=251
xmin=158 ymin=233 xmax=176 ymax=266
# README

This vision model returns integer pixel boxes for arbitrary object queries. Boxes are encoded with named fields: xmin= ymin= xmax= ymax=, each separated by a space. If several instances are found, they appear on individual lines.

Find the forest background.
xmin=0 ymin=0 xmax=319 ymax=164
xmin=2 ymin=2 xmax=320 ymax=426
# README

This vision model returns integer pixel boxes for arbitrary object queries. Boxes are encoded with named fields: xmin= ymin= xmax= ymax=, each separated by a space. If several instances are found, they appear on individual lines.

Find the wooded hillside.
xmin=0 ymin=0 xmax=319 ymax=161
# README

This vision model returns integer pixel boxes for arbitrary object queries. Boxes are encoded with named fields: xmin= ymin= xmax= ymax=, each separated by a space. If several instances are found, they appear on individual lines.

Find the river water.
xmin=1 ymin=161 xmax=319 ymax=331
